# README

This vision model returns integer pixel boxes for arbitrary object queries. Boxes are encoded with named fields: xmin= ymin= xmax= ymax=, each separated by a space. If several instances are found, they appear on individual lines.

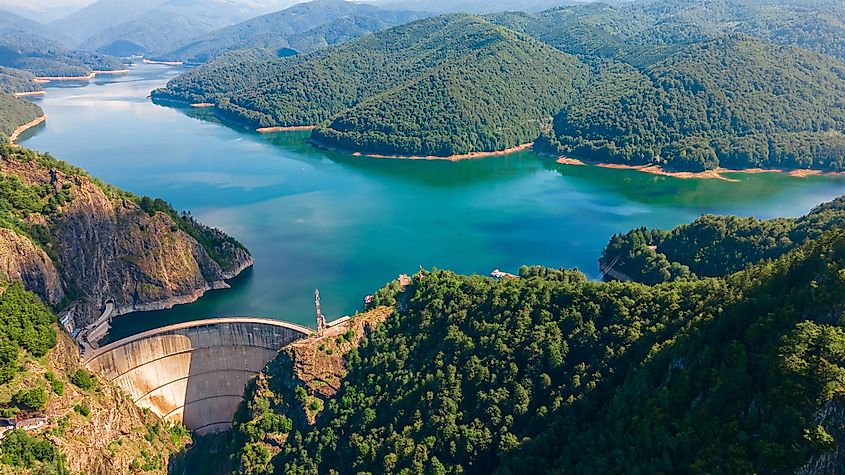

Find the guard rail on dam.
xmin=84 ymin=318 xmax=312 ymax=435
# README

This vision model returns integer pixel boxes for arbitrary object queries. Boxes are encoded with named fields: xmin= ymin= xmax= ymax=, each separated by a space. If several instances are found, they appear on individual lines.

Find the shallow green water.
xmin=18 ymin=64 xmax=845 ymax=342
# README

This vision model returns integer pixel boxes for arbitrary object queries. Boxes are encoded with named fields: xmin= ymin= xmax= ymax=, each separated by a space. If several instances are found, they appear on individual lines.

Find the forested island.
xmin=154 ymin=0 xmax=845 ymax=171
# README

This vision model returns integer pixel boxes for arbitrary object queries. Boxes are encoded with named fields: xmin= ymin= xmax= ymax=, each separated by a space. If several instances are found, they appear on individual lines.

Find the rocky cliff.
xmin=0 ymin=144 xmax=253 ymax=329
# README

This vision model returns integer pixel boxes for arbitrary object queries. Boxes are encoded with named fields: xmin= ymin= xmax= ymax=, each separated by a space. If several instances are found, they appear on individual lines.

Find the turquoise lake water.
xmin=18 ymin=63 xmax=845 ymax=342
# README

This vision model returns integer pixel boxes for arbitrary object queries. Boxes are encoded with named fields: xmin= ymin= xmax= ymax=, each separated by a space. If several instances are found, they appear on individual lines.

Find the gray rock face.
xmin=0 ymin=227 xmax=64 ymax=304
xmin=1 ymin=149 xmax=253 ymax=327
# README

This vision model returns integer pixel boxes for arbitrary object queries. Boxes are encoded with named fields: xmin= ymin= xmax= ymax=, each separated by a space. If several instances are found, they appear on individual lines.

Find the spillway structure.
xmin=84 ymin=318 xmax=312 ymax=435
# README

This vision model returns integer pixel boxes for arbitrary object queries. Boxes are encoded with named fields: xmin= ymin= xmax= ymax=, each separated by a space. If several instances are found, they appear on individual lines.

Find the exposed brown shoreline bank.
xmin=556 ymin=157 xmax=845 ymax=181
xmin=311 ymin=138 xmax=534 ymax=161
xmin=34 ymin=69 xmax=131 ymax=84
xmin=257 ymin=125 xmax=316 ymax=133
xmin=14 ymin=91 xmax=46 ymax=97
xmin=34 ymin=73 xmax=96 ymax=83
xmin=8 ymin=115 xmax=47 ymax=144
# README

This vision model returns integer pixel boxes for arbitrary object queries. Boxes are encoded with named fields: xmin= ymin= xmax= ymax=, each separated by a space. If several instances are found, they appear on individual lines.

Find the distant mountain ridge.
xmin=154 ymin=0 xmax=429 ymax=64
xmin=0 ymin=7 xmax=125 ymax=83
xmin=48 ymin=0 xmax=302 ymax=53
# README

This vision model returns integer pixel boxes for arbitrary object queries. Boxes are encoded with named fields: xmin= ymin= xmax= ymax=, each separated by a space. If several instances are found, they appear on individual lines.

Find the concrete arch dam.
xmin=84 ymin=318 xmax=312 ymax=435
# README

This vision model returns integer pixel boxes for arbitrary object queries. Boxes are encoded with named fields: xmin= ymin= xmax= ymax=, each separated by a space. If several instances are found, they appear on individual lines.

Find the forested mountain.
xmin=77 ymin=10 xmax=229 ymax=57
xmin=0 ymin=93 xmax=42 ymax=141
xmin=0 ymin=67 xmax=42 ymax=95
xmin=492 ymin=0 xmax=845 ymax=66
xmin=155 ymin=14 xmax=589 ymax=157
xmin=0 ymin=32 xmax=124 ymax=77
xmin=49 ymin=0 xmax=296 ymax=48
xmin=154 ymin=0 xmax=428 ymax=64
xmin=539 ymin=36 xmax=845 ymax=172
xmin=0 ymin=7 xmax=124 ymax=80
xmin=601 ymin=195 xmax=845 ymax=285
xmin=372 ymin=0 xmax=575 ymax=14
xmin=202 ymin=215 xmax=845 ymax=474
xmin=0 ymin=8 xmax=70 ymax=45
xmin=153 ymin=0 xmax=845 ymax=168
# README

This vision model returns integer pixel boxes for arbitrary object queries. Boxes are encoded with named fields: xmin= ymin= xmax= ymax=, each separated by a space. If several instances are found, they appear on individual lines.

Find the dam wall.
xmin=84 ymin=318 xmax=311 ymax=434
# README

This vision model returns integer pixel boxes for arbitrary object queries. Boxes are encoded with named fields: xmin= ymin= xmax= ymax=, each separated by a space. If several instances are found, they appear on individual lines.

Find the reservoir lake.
xmin=18 ymin=63 xmax=845 ymax=342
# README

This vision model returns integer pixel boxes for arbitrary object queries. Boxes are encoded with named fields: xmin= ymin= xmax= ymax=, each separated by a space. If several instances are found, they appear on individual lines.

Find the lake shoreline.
xmin=34 ymin=73 xmax=96 ymax=83
xmin=8 ymin=115 xmax=47 ymax=144
xmin=556 ymin=157 xmax=845 ymax=181
xmin=34 ymin=69 xmax=131 ymax=83
xmin=311 ymin=138 xmax=534 ymax=161
xmin=257 ymin=125 xmax=316 ymax=133
xmin=143 ymin=59 xmax=183 ymax=66
xmin=14 ymin=91 xmax=46 ymax=97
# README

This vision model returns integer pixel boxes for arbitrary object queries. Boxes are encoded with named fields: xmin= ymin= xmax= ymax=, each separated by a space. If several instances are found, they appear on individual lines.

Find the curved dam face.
xmin=84 ymin=318 xmax=311 ymax=435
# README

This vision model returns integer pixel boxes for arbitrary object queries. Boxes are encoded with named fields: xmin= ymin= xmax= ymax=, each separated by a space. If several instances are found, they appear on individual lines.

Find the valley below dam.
xmin=18 ymin=63 xmax=845 ymax=342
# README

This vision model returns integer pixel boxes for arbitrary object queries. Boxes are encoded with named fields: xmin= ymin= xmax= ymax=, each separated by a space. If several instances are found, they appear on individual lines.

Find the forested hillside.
xmin=0 ymin=32 xmax=124 ymax=78
xmin=208 ymin=218 xmax=845 ymax=473
xmin=154 ymin=0 xmax=428 ymax=64
xmin=311 ymin=20 xmax=587 ymax=156
xmin=0 ymin=67 xmax=42 ymax=95
xmin=539 ymin=36 xmax=845 ymax=172
xmin=0 ymin=93 xmax=42 ymax=141
xmin=0 ymin=8 xmax=124 ymax=80
xmin=0 ymin=280 xmax=190 ymax=474
xmin=153 ymin=0 xmax=845 ymax=168
xmin=77 ymin=11 xmax=226 ymax=57
xmin=155 ymin=14 xmax=589 ymax=157
xmin=48 ymin=0 xmax=292 ymax=48
xmin=502 ymin=228 xmax=845 ymax=474
xmin=601 ymin=195 xmax=845 ymax=285
xmin=491 ymin=0 xmax=845 ymax=66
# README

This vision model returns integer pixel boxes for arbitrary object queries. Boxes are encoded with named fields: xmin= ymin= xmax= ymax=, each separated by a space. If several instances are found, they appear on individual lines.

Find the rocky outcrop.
xmin=40 ymin=329 xmax=189 ymax=474
xmin=0 ymin=146 xmax=253 ymax=328
xmin=796 ymin=398 xmax=845 ymax=475
xmin=0 ymin=227 xmax=64 ymax=304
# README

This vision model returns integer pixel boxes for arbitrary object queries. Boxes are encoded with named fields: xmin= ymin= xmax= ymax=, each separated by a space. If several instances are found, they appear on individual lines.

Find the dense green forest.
xmin=0 ymin=32 xmax=123 ymax=78
xmin=310 ymin=21 xmax=587 ymax=156
xmin=0 ymin=67 xmax=42 ymax=95
xmin=0 ymin=93 xmax=41 ymax=140
xmin=491 ymin=0 xmax=845 ymax=66
xmin=601 ymin=195 xmax=845 ymax=284
xmin=205 ymin=219 xmax=845 ymax=474
xmin=155 ymin=0 xmax=845 ymax=167
xmin=154 ymin=0 xmax=427 ymax=64
xmin=156 ymin=14 xmax=589 ymax=157
xmin=538 ymin=36 xmax=845 ymax=172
